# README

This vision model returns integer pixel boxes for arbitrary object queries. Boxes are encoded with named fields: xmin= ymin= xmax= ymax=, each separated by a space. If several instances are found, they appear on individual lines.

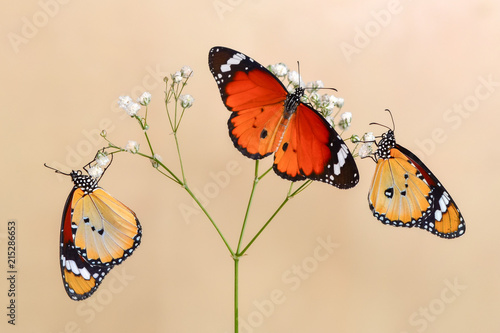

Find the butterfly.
xmin=367 ymin=112 xmax=465 ymax=238
xmin=208 ymin=46 xmax=359 ymax=189
xmin=45 ymin=151 xmax=142 ymax=300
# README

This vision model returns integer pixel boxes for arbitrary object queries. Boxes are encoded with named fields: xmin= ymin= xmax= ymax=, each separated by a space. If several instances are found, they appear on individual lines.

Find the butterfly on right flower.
xmin=366 ymin=111 xmax=465 ymax=238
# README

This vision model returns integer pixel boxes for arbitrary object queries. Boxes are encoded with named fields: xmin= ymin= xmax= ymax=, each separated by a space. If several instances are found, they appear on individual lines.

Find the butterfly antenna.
xmin=369 ymin=109 xmax=396 ymax=132
xmin=44 ymin=163 xmax=71 ymax=176
xmin=384 ymin=108 xmax=395 ymax=131
xmin=368 ymin=122 xmax=392 ymax=131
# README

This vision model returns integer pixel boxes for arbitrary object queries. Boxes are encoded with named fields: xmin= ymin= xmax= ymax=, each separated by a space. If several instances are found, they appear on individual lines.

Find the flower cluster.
xmin=267 ymin=62 xmax=350 ymax=131
xmin=87 ymin=151 xmax=110 ymax=179
xmin=118 ymin=91 xmax=152 ymax=117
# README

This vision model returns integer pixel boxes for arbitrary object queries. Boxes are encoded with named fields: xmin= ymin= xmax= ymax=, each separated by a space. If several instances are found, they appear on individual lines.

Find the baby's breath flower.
xmin=325 ymin=115 xmax=334 ymax=127
xmin=118 ymin=95 xmax=133 ymax=109
xmin=269 ymin=63 xmax=288 ymax=77
xmin=88 ymin=165 xmax=103 ymax=179
xmin=150 ymin=153 xmax=162 ymax=168
xmin=137 ymin=92 xmax=151 ymax=106
xmin=358 ymin=143 xmax=373 ymax=158
xmin=126 ymin=102 xmax=141 ymax=117
xmin=350 ymin=134 xmax=361 ymax=143
xmin=124 ymin=140 xmax=140 ymax=154
xmin=334 ymin=97 xmax=344 ymax=109
xmin=118 ymin=95 xmax=141 ymax=116
xmin=309 ymin=91 xmax=321 ymax=108
xmin=171 ymin=71 xmax=183 ymax=83
xmin=306 ymin=80 xmax=324 ymax=92
xmin=320 ymin=94 xmax=336 ymax=114
xmin=180 ymin=66 xmax=193 ymax=78
xmin=363 ymin=132 xmax=375 ymax=143
xmin=100 ymin=130 xmax=107 ymax=138
xmin=95 ymin=152 xmax=110 ymax=167
xmin=179 ymin=94 xmax=194 ymax=108
xmin=287 ymin=70 xmax=301 ymax=87
xmin=338 ymin=112 xmax=352 ymax=129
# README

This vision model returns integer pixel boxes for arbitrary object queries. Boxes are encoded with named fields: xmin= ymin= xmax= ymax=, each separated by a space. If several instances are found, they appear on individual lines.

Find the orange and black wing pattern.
xmin=60 ymin=171 xmax=141 ymax=300
xmin=208 ymin=46 xmax=358 ymax=189
xmin=368 ymin=130 xmax=465 ymax=238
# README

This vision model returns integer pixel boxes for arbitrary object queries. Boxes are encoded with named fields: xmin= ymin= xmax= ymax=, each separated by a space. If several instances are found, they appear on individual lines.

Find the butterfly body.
xmin=368 ymin=129 xmax=465 ymax=238
xmin=51 ymin=163 xmax=142 ymax=300
xmin=209 ymin=46 xmax=359 ymax=189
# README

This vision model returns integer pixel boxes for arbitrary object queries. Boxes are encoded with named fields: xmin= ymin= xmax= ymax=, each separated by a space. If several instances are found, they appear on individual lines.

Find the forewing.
xmin=209 ymin=46 xmax=289 ymax=159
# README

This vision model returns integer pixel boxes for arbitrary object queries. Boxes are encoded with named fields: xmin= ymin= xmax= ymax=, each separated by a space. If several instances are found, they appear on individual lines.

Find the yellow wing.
xmin=71 ymin=188 xmax=142 ymax=265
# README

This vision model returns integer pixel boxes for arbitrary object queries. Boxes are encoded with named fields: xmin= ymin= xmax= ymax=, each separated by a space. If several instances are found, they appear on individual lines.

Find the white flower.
xmin=358 ymin=143 xmax=373 ymax=158
xmin=171 ymin=71 xmax=183 ymax=83
xmin=325 ymin=115 xmax=334 ymax=127
xmin=180 ymin=66 xmax=193 ymax=78
xmin=124 ymin=140 xmax=140 ymax=154
xmin=287 ymin=70 xmax=301 ymax=87
xmin=350 ymin=134 xmax=360 ymax=143
xmin=306 ymin=80 xmax=324 ymax=91
xmin=150 ymin=153 xmax=162 ymax=168
xmin=363 ymin=132 xmax=375 ymax=143
xmin=137 ymin=92 xmax=151 ymax=106
xmin=118 ymin=95 xmax=133 ymax=109
xmin=334 ymin=97 xmax=344 ymax=108
xmin=269 ymin=63 xmax=288 ymax=77
xmin=88 ymin=165 xmax=103 ymax=179
xmin=126 ymin=102 xmax=141 ymax=116
xmin=118 ymin=95 xmax=141 ymax=116
xmin=338 ymin=112 xmax=352 ymax=129
xmin=95 ymin=152 xmax=110 ymax=167
xmin=308 ymin=91 xmax=321 ymax=108
xmin=320 ymin=94 xmax=336 ymax=113
xmin=179 ymin=94 xmax=194 ymax=108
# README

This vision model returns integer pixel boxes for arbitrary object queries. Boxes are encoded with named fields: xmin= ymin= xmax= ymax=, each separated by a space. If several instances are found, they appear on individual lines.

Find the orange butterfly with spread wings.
xmin=367 ymin=112 xmax=465 ymax=238
xmin=46 ymin=152 xmax=141 ymax=300
xmin=208 ymin=46 xmax=359 ymax=189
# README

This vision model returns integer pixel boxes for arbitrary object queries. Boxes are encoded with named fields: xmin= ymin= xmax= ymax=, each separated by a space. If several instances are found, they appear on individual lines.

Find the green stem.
xmin=173 ymin=131 xmax=186 ymax=184
xmin=239 ymin=180 xmax=312 ymax=257
xmin=236 ymin=160 xmax=260 ymax=254
xmin=239 ymin=195 xmax=290 ymax=257
xmin=234 ymin=256 xmax=239 ymax=333
xmin=183 ymin=185 xmax=234 ymax=256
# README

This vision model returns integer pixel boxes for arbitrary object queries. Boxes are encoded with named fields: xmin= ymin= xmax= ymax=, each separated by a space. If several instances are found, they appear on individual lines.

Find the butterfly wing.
xmin=209 ymin=46 xmax=288 ymax=159
xmin=396 ymin=145 xmax=465 ymax=238
xmin=209 ymin=46 xmax=359 ymax=188
xmin=71 ymin=188 xmax=142 ymax=266
xmin=60 ymin=187 xmax=142 ymax=300
xmin=60 ymin=188 xmax=111 ymax=300
xmin=273 ymin=103 xmax=359 ymax=188
xmin=368 ymin=143 xmax=465 ymax=238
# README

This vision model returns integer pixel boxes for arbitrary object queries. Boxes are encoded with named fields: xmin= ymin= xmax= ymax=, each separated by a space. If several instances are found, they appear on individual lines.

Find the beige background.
xmin=2 ymin=0 xmax=500 ymax=332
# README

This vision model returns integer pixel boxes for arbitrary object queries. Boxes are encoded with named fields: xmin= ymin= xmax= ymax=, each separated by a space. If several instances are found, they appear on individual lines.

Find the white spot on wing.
xmin=80 ymin=267 xmax=91 ymax=280
xmin=334 ymin=163 xmax=340 ymax=176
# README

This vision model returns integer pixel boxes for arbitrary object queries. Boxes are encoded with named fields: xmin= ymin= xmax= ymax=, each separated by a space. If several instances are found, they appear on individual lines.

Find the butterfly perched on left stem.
xmin=45 ymin=151 xmax=142 ymax=300
xmin=208 ymin=46 xmax=359 ymax=189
